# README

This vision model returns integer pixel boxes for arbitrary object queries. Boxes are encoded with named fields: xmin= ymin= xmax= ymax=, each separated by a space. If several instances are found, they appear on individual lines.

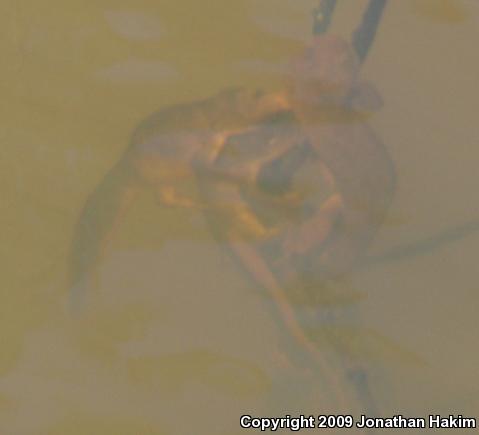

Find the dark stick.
xmin=363 ymin=219 xmax=479 ymax=267
xmin=352 ymin=0 xmax=388 ymax=63
xmin=312 ymin=0 xmax=338 ymax=35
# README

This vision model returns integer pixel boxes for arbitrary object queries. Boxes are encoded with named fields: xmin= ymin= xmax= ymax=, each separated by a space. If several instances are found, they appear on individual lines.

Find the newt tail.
xmin=68 ymin=157 xmax=141 ymax=311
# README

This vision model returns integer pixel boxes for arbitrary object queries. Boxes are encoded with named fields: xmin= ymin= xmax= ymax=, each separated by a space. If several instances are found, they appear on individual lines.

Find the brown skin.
xmin=199 ymin=34 xmax=395 ymax=292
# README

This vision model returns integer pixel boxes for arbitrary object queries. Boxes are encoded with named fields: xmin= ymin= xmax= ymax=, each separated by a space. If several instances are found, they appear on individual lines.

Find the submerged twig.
xmin=353 ymin=0 xmax=389 ymax=63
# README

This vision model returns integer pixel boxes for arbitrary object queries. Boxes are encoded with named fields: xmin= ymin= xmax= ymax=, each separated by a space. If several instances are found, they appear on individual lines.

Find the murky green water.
xmin=2 ymin=1 xmax=478 ymax=434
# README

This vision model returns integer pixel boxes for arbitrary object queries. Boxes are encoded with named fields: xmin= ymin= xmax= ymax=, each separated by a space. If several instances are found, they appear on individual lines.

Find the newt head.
xmin=289 ymin=34 xmax=359 ymax=106
xmin=288 ymin=34 xmax=383 ymax=117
